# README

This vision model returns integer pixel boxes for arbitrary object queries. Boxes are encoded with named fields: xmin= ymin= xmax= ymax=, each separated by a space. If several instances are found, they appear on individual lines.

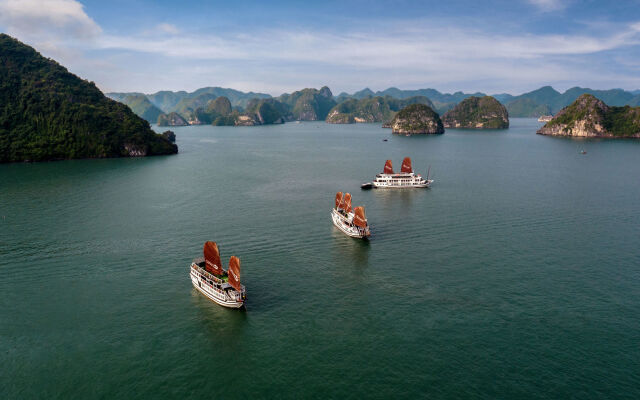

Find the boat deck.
xmin=192 ymin=260 xmax=229 ymax=282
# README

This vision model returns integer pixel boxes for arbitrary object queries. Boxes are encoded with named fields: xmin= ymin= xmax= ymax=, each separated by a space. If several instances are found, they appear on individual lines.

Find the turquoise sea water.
xmin=1 ymin=119 xmax=639 ymax=398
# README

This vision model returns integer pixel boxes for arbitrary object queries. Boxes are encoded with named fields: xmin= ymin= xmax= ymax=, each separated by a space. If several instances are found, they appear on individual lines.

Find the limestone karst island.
xmin=442 ymin=96 xmax=509 ymax=129
xmin=387 ymin=104 xmax=445 ymax=135
xmin=0 ymin=34 xmax=177 ymax=163
xmin=537 ymin=94 xmax=640 ymax=138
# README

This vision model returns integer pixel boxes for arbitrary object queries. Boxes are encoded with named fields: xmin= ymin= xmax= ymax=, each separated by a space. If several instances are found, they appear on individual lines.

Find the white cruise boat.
xmin=370 ymin=157 xmax=432 ymax=188
xmin=331 ymin=192 xmax=371 ymax=239
xmin=190 ymin=241 xmax=246 ymax=308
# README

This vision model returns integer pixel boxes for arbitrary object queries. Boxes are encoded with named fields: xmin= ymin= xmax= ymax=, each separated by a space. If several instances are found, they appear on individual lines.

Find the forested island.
xmin=325 ymin=96 xmax=435 ymax=124
xmin=0 ymin=34 xmax=177 ymax=163
xmin=537 ymin=94 xmax=640 ymax=137
xmin=442 ymin=96 xmax=509 ymax=129
xmin=387 ymin=104 xmax=444 ymax=135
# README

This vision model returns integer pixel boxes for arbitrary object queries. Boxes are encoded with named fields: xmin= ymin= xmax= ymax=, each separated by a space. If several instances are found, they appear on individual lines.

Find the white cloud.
xmin=1 ymin=1 xmax=638 ymax=95
xmin=86 ymin=20 xmax=640 ymax=94
xmin=0 ymin=0 xmax=101 ymax=38
xmin=94 ymin=22 xmax=640 ymax=68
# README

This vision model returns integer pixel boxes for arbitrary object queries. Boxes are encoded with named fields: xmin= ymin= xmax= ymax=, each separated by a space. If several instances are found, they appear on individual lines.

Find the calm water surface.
xmin=1 ymin=119 xmax=639 ymax=398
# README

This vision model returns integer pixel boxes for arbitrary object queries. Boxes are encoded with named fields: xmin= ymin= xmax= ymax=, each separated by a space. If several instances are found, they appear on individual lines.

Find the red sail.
xmin=228 ymin=256 xmax=242 ymax=291
xmin=383 ymin=159 xmax=394 ymax=174
xmin=401 ymin=157 xmax=413 ymax=173
xmin=343 ymin=193 xmax=352 ymax=213
xmin=203 ymin=241 xmax=224 ymax=276
xmin=335 ymin=192 xmax=343 ymax=209
xmin=353 ymin=206 xmax=367 ymax=228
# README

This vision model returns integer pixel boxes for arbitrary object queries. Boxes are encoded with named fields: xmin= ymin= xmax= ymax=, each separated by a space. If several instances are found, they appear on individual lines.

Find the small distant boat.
xmin=369 ymin=157 xmax=433 ymax=188
xmin=580 ymin=149 xmax=587 ymax=154
xmin=538 ymin=115 xmax=553 ymax=122
xmin=361 ymin=182 xmax=373 ymax=190
xmin=383 ymin=139 xmax=388 ymax=142
xmin=190 ymin=241 xmax=246 ymax=308
xmin=331 ymin=192 xmax=371 ymax=239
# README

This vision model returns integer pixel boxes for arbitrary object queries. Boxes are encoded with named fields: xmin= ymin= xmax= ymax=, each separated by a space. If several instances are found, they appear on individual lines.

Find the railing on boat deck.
xmin=192 ymin=263 xmax=225 ymax=283
xmin=192 ymin=263 xmax=244 ymax=300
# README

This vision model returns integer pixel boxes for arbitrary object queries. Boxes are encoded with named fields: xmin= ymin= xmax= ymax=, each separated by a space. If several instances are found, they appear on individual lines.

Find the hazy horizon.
xmin=1 ymin=0 xmax=640 ymax=96
xmin=102 ymin=84 xmax=640 ymax=98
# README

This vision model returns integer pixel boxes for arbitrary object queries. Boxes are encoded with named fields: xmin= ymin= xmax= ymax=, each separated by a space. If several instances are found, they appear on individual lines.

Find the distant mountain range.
xmin=108 ymin=85 xmax=640 ymax=123
xmin=107 ymin=87 xmax=270 ymax=114
xmin=500 ymin=86 xmax=640 ymax=117
xmin=336 ymin=88 xmax=486 ymax=115
xmin=338 ymin=86 xmax=640 ymax=117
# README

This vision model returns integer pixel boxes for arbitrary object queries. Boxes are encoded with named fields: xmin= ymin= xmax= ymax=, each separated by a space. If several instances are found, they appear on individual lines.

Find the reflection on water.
xmin=192 ymin=289 xmax=248 ymax=342
xmin=373 ymin=187 xmax=428 ymax=209
xmin=330 ymin=227 xmax=370 ymax=273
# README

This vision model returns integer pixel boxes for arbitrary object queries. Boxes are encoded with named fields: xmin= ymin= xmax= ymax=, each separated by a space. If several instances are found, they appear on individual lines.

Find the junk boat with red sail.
xmin=190 ymin=241 xmax=246 ymax=308
xmin=363 ymin=157 xmax=432 ymax=189
xmin=331 ymin=192 xmax=371 ymax=238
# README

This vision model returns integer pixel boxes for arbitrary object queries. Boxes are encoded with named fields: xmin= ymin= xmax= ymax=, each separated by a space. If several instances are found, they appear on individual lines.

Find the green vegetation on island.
xmin=0 ymin=34 xmax=177 ymax=163
xmin=336 ymin=87 xmax=485 ymax=115
xmin=325 ymin=95 xmax=435 ymax=124
xmin=387 ymin=104 xmax=444 ymax=135
xmin=121 ymin=94 xmax=164 ymax=123
xmin=161 ymin=130 xmax=176 ymax=142
xmin=209 ymin=96 xmax=233 ymax=116
xmin=537 ymin=94 xmax=640 ymax=138
xmin=244 ymin=98 xmax=290 ymax=124
xmin=173 ymin=93 xmax=218 ymax=123
xmin=277 ymin=86 xmax=336 ymax=121
xmin=504 ymin=86 xmax=640 ymax=117
xmin=505 ymin=98 xmax=551 ymax=118
xmin=157 ymin=112 xmax=188 ymax=126
xmin=442 ymin=96 xmax=509 ymax=129
xmin=107 ymin=87 xmax=270 ymax=114
xmin=190 ymin=96 xmax=235 ymax=125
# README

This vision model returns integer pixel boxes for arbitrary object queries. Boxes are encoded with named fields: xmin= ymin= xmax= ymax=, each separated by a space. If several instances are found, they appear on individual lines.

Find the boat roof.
xmin=376 ymin=173 xmax=418 ymax=177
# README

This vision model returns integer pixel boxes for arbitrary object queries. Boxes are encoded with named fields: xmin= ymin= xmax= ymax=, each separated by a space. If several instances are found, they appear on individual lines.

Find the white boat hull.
xmin=331 ymin=209 xmax=370 ymax=238
xmin=190 ymin=266 xmax=244 ymax=308
xmin=372 ymin=180 xmax=432 ymax=188
xmin=371 ymin=171 xmax=433 ymax=188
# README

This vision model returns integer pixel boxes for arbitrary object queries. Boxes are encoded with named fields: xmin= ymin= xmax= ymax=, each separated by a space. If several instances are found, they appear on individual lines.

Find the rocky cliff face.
xmin=278 ymin=86 xmax=336 ymax=121
xmin=442 ymin=96 xmax=509 ymax=129
xmin=326 ymin=110 xmax=355 ymax=124
xmin=234 ymin=115 xmax=256 ymax=126
xmin=537 ymin=94 xmax=640 ymax=138
xmin=388 ymin=104 xmax=444 ymax=135
xmin=244 ymin=98 xmax=289 ymax=125
xmin=208 ymin=96 xmax=232 ymax=116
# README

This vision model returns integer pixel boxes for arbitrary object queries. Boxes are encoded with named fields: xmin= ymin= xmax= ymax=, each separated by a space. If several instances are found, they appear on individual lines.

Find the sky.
xmin=1 ymin=0 xmax=640 ymax=96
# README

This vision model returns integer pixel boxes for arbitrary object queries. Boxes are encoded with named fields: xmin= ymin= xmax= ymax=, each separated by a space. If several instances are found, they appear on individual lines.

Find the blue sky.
xmin=1 ymin=0 xmax=640 ymax=95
